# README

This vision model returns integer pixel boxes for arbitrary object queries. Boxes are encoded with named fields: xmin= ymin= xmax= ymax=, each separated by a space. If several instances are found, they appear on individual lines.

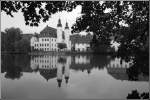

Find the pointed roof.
xmin=39 ymin=25 xmax=57 ymax=38
xmin=57 ymin=18 xmax=62 ymax=27
xmin=65 ymin=22 xmax=69 ymax=29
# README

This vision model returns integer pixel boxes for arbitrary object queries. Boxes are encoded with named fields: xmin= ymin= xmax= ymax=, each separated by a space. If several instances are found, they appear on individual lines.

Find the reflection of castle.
xmin=30 ymin=55 xmax=71 ymax=87
xmin=106 ymin=58 xmax=130 ymax=80
xmin=106 ymin=58 xmax=148 ymax=81
xmin=30 ymin=55 xmax=148 ymax=86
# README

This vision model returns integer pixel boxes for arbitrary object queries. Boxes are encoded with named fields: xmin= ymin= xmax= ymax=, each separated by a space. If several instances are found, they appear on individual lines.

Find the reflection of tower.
xmin=87 ymin=69 xmax=91 ymax=74
xmin=57 ymin=61 xmax=63 ymax=88
xmin=30 ymin=56 xmax=39 ymax=72
xmin=57 ymin=78 xmax=62 ymax=88
xmin=64 ymin=56 xmax=71 ymax=84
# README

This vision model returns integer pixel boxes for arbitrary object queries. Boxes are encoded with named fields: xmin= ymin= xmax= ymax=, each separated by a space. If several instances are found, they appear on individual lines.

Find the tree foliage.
xmin=1 ymin=1 xmax=79 ymax=26
xmin=1 ymin=27 xmax=31 ymax=53
xmin=57 ymin=43 xmax=67 ymax=50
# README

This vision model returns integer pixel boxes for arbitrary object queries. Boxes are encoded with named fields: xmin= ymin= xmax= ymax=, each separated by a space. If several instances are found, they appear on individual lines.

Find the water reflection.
xmin=2 ymin=54 xmax=148 ymax=83
xmin=1 ymin=54 xmax=149 ymax=99
xmin=127 ymin=89 xmax=149 ymax=99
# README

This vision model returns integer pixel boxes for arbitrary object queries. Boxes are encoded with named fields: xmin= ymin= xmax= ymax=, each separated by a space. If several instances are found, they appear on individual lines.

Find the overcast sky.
xmin=1 ymin=5 xmax=89 ymax=35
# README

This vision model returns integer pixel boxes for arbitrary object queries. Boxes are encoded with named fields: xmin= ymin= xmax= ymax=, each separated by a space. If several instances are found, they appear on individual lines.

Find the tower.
xmin=64 ymin=21 xmax=71 ymax=50
xmin=57 ymin=18 xmax=63 ymax=43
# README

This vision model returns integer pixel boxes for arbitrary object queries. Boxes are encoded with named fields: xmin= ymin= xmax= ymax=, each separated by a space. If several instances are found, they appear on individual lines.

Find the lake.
xmin=1 ymin=54 xmax=149 ymax=99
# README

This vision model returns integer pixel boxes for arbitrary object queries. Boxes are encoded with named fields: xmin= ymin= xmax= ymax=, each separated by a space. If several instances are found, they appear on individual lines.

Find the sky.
xmin=1 ymin=5 xmax=89 ymax=35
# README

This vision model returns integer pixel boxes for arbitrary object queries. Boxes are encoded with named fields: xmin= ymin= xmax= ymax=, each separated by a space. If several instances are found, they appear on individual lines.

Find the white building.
xmin=30 ymin=18 xmax=71 ymax=51
xmin=70 ymin=33 xmax=93 ymax=52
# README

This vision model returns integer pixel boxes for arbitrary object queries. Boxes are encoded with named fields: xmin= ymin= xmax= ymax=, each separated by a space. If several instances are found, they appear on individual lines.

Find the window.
xmin=52 ymin=38 xmax=53 ymax=41
xmin=47 ymin=44 xmax=49 ymax=46
xmin=45 ymin=38 xmax=46 ymax=41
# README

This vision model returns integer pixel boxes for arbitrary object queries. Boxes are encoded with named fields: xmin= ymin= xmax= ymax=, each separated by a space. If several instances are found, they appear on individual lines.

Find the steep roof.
xmin=65 ymin=22 xmax=69 ymax=29
xmin=57 ymin=18 xmax=62 ymax=27
xmin=39 ymin=25 xmax=57 ymax=38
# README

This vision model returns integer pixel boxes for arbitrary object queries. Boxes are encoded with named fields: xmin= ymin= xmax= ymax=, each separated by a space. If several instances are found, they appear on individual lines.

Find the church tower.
xmin=64 ymin=21 xmax=71 ymax=50
xmin=57 ymin=18 xmax=63 ymax=43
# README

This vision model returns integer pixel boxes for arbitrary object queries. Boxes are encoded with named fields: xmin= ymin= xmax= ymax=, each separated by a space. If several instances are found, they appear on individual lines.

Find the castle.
xmin=30 ymin=18 xmax=72 ymax=51
xmin=30 ymin=18 xmax=93 ymax=52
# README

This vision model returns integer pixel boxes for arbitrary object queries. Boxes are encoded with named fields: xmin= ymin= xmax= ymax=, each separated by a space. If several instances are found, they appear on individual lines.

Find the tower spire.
xmin=57 ymin=18 xmax=62 ymax=27
xmin=65 ymin=21 xmax=69 ymax=29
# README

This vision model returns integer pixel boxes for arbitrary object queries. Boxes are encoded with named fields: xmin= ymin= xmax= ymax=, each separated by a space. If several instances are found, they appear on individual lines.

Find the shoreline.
xmin=1 ymin=51 xmax=117 ymax=56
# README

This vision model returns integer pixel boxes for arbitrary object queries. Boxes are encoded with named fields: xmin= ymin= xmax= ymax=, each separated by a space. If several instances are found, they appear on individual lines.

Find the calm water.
xmin=1 ymin=54 xmax=149 ymax=99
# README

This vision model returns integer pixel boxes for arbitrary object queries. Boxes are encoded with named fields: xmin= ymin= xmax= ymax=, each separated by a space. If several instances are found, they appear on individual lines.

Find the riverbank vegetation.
xmin=1 ymin=27 xmax=31 ymax=54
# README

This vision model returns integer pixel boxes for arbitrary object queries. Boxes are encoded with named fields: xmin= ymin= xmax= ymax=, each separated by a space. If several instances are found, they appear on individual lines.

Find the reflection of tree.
xmin=1 ymin=54 xmax=31 ymax=79
xmin=127 ymin=90 xmax=149 ymax=99
xmin=91 ymin=54 xmax=112 ymax=69
xmin=2 ymin=54 xmax=23 ymax=79
xmin=58 ymin=57 xmax=66 ymax=64
xmin=125 ymin=50 xmax=149 ymax=81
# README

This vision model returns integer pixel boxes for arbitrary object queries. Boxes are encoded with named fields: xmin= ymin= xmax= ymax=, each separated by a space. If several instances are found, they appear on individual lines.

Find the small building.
xmin=70 ymin=33 xmax=93 ymax=52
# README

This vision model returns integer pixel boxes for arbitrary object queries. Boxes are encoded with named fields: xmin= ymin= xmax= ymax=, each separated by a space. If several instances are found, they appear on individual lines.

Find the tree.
xmin=3 ymin=27 xmax=22 ymax=52
xmin=57 ymin=43 xmax=67 ymax=50
xmin=14 ymin=38 xmax=31 ymax=53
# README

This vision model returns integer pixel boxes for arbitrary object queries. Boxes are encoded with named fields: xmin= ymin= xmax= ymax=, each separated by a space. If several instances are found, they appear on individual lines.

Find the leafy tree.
xmin=1 ymin=27 xmax=31 ymax=53
xmin=15 ymin=38 xmax=31 ymax=53
xmin=57 ymin=43 xmax=67 ymax=50
xmin=3 ymin=27 xmax=22 ymax=52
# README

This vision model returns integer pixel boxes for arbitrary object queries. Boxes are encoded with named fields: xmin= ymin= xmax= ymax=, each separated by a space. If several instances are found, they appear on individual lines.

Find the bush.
xmin=57 ymin=43 xmax=67 ymax=50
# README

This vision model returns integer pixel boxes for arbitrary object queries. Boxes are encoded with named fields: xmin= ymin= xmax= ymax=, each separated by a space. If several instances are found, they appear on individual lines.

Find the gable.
xmin=39 ymin=26 xmax=57 ymax=38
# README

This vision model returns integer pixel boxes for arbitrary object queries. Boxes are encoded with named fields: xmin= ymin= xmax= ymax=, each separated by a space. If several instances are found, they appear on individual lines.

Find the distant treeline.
xmin=1 ymin=27 xmax=31 ymax=53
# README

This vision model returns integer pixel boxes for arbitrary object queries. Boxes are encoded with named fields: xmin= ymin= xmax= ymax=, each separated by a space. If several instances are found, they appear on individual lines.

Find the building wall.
xmin=75 ymin=55 xmax=90 ymax=64
xmin=33 ymin=37 xmax=58 ymax=51
xmin=75 ymin=43 xmax=90 ymax=51
xmin=31 ymin=27 xmax=72 ymax=51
